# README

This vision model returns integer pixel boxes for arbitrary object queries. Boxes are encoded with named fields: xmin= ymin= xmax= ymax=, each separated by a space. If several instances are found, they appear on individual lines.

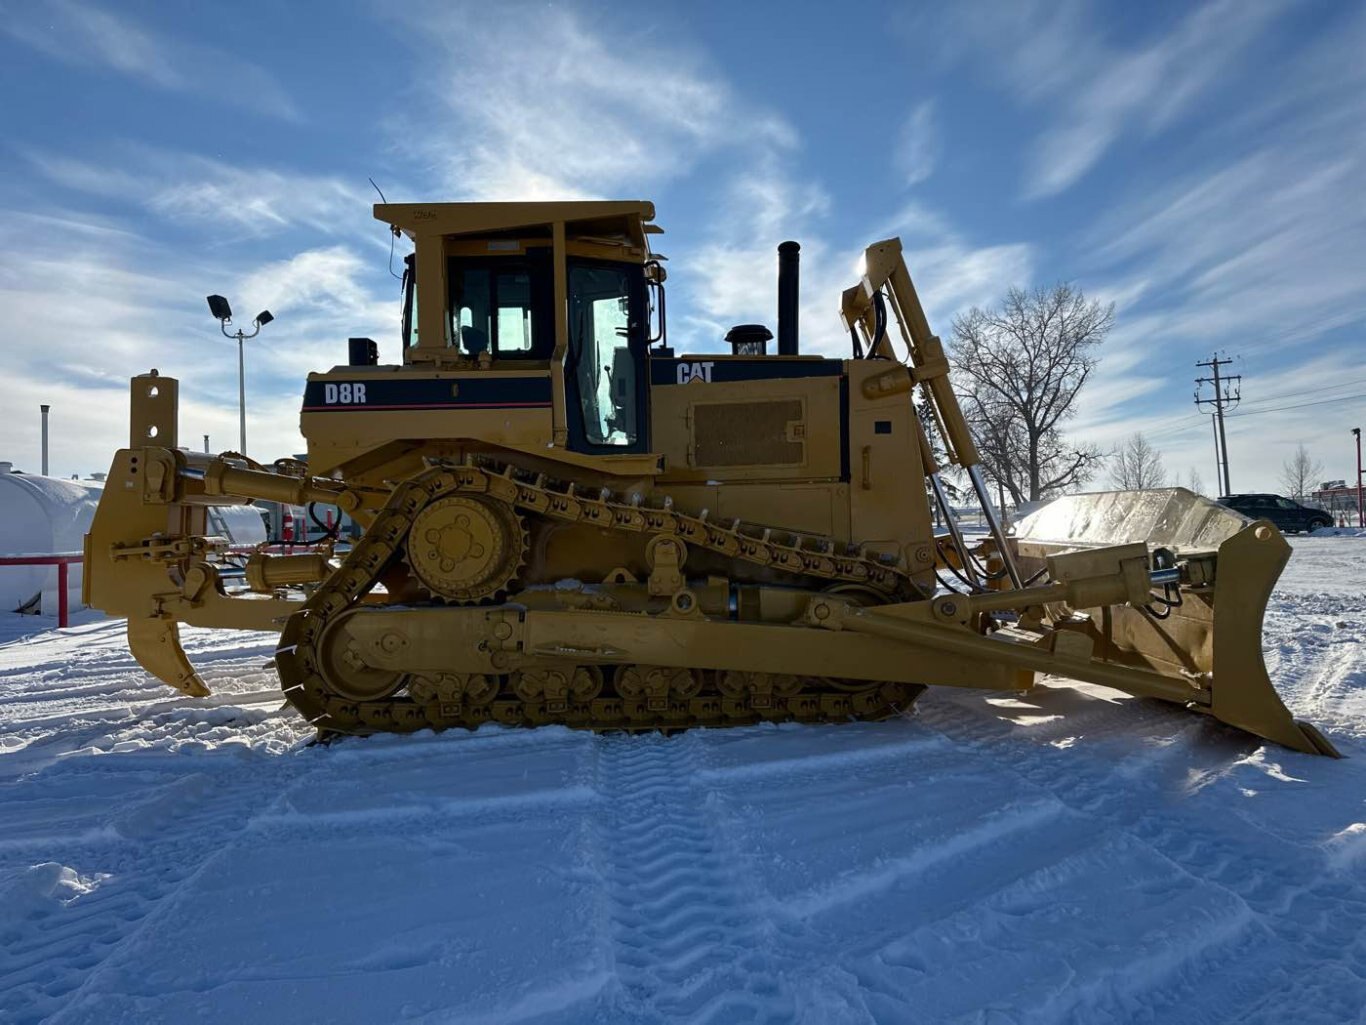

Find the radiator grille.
xmin=692 ymin=400 xmax=804 ymax=467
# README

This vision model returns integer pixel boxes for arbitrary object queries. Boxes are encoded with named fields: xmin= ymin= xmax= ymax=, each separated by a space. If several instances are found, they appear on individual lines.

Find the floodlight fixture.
xmin=255 ymin=310 xmax=274 ymax=327
xmin=207 ymin=294 xmax=233 ymax=322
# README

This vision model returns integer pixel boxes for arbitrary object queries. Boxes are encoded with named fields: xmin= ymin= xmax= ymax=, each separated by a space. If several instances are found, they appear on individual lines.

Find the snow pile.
xmin=0 ymin=862 xmax=109 ymax=921
xmin=1309 ymin=525 xmax=1366 ymax=537
xmin=1 ymin=539 xmax=1364 ymax=1023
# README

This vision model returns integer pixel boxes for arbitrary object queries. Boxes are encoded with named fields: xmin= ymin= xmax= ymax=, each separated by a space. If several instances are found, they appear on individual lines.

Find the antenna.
xmin=369 ymin=177 xmax=403 ymax=282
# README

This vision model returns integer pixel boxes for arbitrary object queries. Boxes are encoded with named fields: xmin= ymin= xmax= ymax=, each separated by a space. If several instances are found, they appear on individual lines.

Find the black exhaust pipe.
xmin=777 ymin=240 xmax=800 ymax=356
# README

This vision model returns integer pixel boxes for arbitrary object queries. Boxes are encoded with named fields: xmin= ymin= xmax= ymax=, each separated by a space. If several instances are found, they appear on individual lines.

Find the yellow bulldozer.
xmin=83 ymin=200 xmax=1338 ymax=756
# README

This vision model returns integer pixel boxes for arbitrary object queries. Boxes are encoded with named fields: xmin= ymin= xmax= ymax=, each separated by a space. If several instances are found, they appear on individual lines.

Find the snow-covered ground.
xmin=2 ymin=539 xmax=1364 ymax=1024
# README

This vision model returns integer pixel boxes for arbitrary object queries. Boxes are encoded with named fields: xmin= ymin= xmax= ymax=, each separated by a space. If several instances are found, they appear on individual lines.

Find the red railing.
xmin=0 ymin=552 xmax=83 ymax=627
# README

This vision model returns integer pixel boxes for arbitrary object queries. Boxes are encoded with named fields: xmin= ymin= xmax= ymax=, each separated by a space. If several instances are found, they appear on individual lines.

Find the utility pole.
xmin=1354 ymin=427 xmax=1363 ymax=528
xmin=1209 ymin=415 xmax=1221 ymax=495
xmin=1194 ymin=356 xmax=1240 ymax=496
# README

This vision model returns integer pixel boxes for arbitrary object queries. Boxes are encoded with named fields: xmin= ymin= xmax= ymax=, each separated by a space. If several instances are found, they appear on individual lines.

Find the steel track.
xmin=274 ymin=461 xmax=926 ymax=736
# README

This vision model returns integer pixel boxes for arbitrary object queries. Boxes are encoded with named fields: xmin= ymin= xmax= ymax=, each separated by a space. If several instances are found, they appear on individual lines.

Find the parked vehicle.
xmin=1218 ymin=493 xmax=1333 ymax=533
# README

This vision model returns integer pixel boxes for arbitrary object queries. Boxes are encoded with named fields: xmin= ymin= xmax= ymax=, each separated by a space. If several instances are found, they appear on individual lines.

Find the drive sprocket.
xmin=404 ymin=494 xmax=527 ymax=603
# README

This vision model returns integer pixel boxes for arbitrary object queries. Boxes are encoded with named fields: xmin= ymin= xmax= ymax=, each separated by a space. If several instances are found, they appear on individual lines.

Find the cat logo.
xmin=676 ymin=361 xmax=715 ymax=384
xmin=323 ymin=382 xmax=368 ymax=404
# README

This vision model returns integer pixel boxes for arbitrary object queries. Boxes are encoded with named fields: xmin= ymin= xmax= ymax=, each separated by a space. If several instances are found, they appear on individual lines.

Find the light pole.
xmin=40 ymin=404 xmax=50 ymax=476
xmin=206 ymin=295 xmax=273 ymax=456
xmin=1353 ymin=427 xmax=1363 ymax=528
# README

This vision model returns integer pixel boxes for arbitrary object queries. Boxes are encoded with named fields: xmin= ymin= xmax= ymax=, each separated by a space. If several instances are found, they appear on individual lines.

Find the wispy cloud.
xmin=26 ymin=149 xmax=371 ymax=240
xmin=681 ymin=156 xmax=831 ymax=338
xmin=1088 ymin=65 xmax=1366 ymax=356
xmin=394 ymin=2 xmax=789 ymax=201
xmin=377 ymin=3 xmax=1030 ymax=365
xmin=922 ymin=0 xmax=1284 ymax=198
xmin=896 ymin=101 xmax=938 ymax=187
xmin=2 ymin=0 xmax=299 ymax=120
xmin=1026 ymin=1 xmax=1278 ymax=198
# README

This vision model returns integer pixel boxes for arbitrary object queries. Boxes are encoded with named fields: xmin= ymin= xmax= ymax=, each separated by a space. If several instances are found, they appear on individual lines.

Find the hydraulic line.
xmin=929 ymin=473 xmax=981 ymax=591
xmin=967 ymin=464 xmax=1024 ymax=589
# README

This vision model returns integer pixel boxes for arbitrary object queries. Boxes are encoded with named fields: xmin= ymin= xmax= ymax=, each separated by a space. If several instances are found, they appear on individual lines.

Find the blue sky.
xmin=2 ymin=0 xmax=1364 ymax=494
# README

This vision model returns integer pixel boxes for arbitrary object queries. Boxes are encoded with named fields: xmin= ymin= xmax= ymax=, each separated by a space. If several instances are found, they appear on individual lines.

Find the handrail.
xmin=0 ymin=552 xmax=83 ymax=626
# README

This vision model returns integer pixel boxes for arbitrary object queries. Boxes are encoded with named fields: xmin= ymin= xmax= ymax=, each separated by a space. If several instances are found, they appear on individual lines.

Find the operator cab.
xmin=381 ymin=201 xmax=659 ymax=456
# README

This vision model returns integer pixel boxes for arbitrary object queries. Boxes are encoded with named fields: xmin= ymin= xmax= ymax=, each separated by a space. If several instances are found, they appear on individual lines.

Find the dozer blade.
xmin=1206 ymin=521 xmax=1339 ymax=756
xmin=1013 ymin=488 xmax=1340 ymax=757
xmin=127 ymin=618 xmax=210 ymax=697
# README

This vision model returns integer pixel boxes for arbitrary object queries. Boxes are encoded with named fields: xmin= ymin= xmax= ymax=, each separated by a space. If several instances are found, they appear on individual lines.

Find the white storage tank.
xmin=0 ymin=469 xmax=102 ymax=614
xmin=208 ymin=504 xmax=269 ymax=547
xmin=0 ymin=466 xmax=270 ymax=615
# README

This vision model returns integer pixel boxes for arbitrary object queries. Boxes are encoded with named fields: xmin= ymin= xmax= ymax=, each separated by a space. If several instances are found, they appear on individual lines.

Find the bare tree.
xmin=1185 ymin=467 xmax=1206 ymax=496
xmin=949 ymin=283 xmax=1114 ymax=504
xmin=1278 ymin=444 xmax=1323 ymax=498
xmin=1109 ymin=432 xmax=1168 ymax=490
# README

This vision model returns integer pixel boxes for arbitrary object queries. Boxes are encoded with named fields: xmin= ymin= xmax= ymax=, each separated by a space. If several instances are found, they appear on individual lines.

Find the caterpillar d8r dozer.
xmin=83 ymin=200 xmax=1338 ymax=756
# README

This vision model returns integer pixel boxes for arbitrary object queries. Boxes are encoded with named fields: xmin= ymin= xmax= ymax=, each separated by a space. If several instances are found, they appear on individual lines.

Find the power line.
xmin=1223 ymin=374 xmax=1366 ymax=415
xmin=1139 ymin=408 xmax=1208 ymax=433
xmin=1229 ymin=373 xmax=1366 ymax=412
xmin=1143 ymin=415 xmax=1210 ymax=440
xmin=1130 ymin=376 xmax=1366 ymax=441
xmin=1226 ymin=391 xmax=1366 ymax=418
xmin=1100 ymin=372 xmax=1365 ymax=459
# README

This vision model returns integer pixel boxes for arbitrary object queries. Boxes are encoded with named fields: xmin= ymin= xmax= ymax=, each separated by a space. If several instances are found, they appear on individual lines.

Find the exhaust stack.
xmin=777 ymin=241 xmax=800 ymax=356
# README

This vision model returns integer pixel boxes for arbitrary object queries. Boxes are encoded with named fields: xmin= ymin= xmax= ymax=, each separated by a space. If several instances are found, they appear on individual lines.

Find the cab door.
xmin=565 ymin=259 xmax=650 ymax=455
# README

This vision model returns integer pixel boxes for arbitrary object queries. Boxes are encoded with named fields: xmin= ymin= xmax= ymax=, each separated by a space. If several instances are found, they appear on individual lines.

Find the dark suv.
xmin=1218 ymin=494 xmax=1333 ymax=533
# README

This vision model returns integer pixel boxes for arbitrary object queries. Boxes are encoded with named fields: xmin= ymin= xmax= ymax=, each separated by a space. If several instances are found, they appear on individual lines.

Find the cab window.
xmin=447 ymin=255 xmax=551 ymax=358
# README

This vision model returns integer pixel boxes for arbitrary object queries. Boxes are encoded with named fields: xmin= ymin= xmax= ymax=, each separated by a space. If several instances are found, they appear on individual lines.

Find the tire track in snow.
xmin=1 ymin=686 xmax=288 ymax=734
xmin=1264 ymin=607 xmax=1366 ymax=738
xmin=0 ymin=630 xmax=312 ymax=1025
xmin=0 ymin=769 xmax=282 ymax=1023
xmin=593 ymin=732 xmax=863 ymax=1024
xmin=690 ymin=717 xmax=1131 ymax=1023
xmin=911 ymin=690 xmax=1366 ymax=1023
xmin=21 ymin=751 xmax=327 ymax=1025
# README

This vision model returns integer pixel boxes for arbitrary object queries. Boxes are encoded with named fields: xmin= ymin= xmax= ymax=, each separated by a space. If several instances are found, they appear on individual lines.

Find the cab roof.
xmin=374 ymin=201 xmax=659 ymax=248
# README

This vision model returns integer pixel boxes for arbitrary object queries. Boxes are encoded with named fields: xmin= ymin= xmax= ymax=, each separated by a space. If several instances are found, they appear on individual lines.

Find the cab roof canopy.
xmin=374 ymin=201 xmax=660 ymax=248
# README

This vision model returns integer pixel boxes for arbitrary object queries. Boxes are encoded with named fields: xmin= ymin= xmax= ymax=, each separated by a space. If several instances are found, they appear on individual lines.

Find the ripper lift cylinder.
xmin=244 ymin=552 xmax=331 ymax=592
